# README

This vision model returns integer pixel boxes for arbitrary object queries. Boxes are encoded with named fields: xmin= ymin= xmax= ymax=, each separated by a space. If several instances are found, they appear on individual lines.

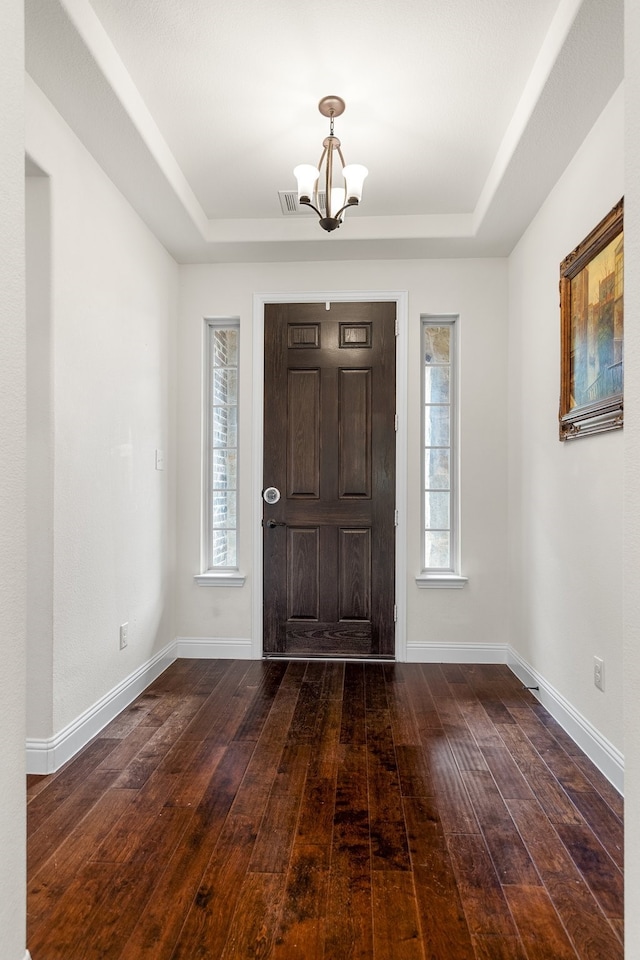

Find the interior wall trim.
xmin=25 ymin=642 xmax=177 ymax=775
xmin=26 ymin=640 xmax=623 ymax=796
xmin=508 ymin=646 xmax=624 ymax=795
xmin=175 ymin=637 xmax=253 ymax=659
xmin=406 ymin=642 xmax=508 ymax=663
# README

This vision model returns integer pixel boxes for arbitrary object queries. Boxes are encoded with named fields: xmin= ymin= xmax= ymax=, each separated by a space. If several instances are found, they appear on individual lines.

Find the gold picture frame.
xmin=559 ymin=198 xmax=624 ymax=440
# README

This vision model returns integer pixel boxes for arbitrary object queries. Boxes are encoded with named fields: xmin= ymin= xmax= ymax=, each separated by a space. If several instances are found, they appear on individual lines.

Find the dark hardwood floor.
xmin=26 ymin=660 xmax=624 ymax=959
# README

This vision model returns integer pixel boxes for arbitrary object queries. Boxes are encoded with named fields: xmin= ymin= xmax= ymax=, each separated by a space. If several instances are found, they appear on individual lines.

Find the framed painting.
xmin=559 ymin=198 xmax=624 ymax=440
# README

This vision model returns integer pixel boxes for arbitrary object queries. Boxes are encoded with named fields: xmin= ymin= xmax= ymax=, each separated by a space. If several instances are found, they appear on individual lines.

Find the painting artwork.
xmin=559 ymin=198 xmax=624 ymax=440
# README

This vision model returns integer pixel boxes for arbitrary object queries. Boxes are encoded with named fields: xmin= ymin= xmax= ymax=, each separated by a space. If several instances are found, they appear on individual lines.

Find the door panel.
xmin=339 ymin=368 xmax=371 ymax=497
xmin=287 ymin=527 xmax=320 ymax=619
xmin=263 ymin=301 xmax=396 ymax=658
xmin=339 ymin=528 xmax=371 ymax=620
xmin=287 ymin=369 xmax=320 ymax=497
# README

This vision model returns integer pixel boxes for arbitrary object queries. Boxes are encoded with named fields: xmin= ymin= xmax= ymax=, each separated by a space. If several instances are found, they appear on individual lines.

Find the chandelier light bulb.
xmin=293 ymin=164 xmax=320 ymax=203
xmin=343 ymin=164 xmax=368 ymax=204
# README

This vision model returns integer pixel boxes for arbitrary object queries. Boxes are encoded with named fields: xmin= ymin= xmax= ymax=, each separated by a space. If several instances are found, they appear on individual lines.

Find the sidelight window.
xmin=196 ymin=318 xmax=244 ymax=585
xmin=418 ymin=317 xmax=466 ymax=587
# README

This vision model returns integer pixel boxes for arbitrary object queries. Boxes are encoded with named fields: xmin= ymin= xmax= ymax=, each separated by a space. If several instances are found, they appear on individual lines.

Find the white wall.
xmin=624 ymin=0 xmax=640 ymax=950
xmin=177 ymin=258 xmax=509 ymax=656
xmin=0 ymin=1 xmax=27 ymax=957
xmin=25 ymin=77 xmax=179 ymax=739
xmin=508 ymin=84 xmax=625 ymax=752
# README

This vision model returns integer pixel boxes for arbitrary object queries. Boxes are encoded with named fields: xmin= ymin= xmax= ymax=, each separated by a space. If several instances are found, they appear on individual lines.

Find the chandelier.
xmin=293 ymin=96 xmax=368 ymax=232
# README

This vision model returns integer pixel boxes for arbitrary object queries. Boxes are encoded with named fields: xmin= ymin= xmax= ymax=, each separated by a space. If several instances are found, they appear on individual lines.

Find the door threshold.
xmin=263 ymin=654 xmax=396 ymax=663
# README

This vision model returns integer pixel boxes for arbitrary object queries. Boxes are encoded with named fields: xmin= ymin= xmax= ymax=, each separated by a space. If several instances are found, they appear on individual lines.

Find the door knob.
xmin=266 ymin=519 xmax=287 ymax=528
xmin=263 ymin=487 xmax=281 ymax=504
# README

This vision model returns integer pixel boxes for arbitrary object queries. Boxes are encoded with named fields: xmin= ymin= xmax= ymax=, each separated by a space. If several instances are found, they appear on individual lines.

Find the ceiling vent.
xmin=278 ymin=190 xmax=328 ymax=216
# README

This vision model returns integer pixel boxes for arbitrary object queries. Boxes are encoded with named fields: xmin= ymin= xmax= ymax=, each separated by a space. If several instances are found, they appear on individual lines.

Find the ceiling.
xmin=25 ymin=0 xmax=623 ymax=263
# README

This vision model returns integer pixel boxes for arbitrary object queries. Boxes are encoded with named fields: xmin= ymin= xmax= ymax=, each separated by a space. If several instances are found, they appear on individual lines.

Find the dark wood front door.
xmin=263 ymin=301 xmax=396 ymax=658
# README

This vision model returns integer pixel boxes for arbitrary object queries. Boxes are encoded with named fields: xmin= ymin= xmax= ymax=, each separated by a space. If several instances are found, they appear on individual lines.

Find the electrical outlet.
xmin=594 ymin=656 xmax=604 ymax=691
xmin=119 ymin=622 xmax=128 ymax=650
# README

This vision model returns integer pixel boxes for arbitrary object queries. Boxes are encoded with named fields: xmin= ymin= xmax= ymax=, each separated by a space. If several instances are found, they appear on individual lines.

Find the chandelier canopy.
xmin=293 ymin=96 xmax=368 ymax=233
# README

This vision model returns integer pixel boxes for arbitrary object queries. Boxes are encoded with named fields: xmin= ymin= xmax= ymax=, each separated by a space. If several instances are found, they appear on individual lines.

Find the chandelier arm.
xmin=332 ymin=200 xmax=358 ymax=221
xmin=299 ymin=198 xmax=324 ymax=219
xmin=316 ymin=145 xmax=328 ymax=175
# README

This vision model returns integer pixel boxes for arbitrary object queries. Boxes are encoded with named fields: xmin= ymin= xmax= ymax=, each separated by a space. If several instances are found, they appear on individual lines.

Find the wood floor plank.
xmin=164 ymin=741 xmax=227 ymax=809
xmin=232 ymin=659 xmax=288 ymax=742
xmin=504 ymin=886 xmax=576 ymax=960
xmin=324 ymin=744 xmax=373 ymax=960
xmin=364 ymin=662 xmax=388 ymax=712
xmin=461 ymin=771 xmax=540 ymax=886
xmin=27 ymin=773 xmax=50 ymax=800
xmin=66 ymin=809 xmax=194 ymax=958
xmin=98 ymin=693 xmax=159 ymax=739
xmin=446 ymin=833 xmax=519 ymax=939
xmin=248 ymin=742 xmax=310 ymax=873
xmin=395 ymin=744 xmax=435 ymax=798
xmin=320 ymin=660 xmax=345 ymax=700
xmin=471 ymin=935 xmax=528 ymax=959
xmin=403 ymin=796 xmax=476 ymax=959
xmin=562 ymin=785 xmax=624 ymax=870
xmin=371 ymin=871 xmax=424 ymax=959
xmin=179 ymin=660 xmax=253 ymax=742
xmin=554 ymin=821 xmax=624 ymax=918
xmin=420 ymin=734 xmax=480 ymax=836
xmin=340 ymin=662 xmax=366 ymax=744
xmin=27 ymin=787 xmax=138 ymax=933
xmin=27 ymin=738 xmax=121 ymax=833
xmin=271 ymin=843 xmax=329 ymax=959
xmin=95 ymin=722 xmax=165 ymax=771
xmin=113 ymin=693 xmax=216 ymax=790
xmin=27 ymin=769 xmax=121 ymax=876
xmin=478 ymin=741 xmax=535 ymax=800
xmin=287 ymin=678 xmax=323 ymax=742
xmin=249 ymin=794 xmax=303 ymax=873
xmin=148 ymin=814 xmax=259 ymax=960
xmin=529 ymin=703 xmax=587 ymax=756
xmin=537 ymin=879 xmax=624 ymax=960
xmin=456 ymin=697 xmax=505 ymax=748
xmin=295 ymin=776 xmax=336 ymax=846
xmin=28 ymin=861 xmax=124 ymax=959
xmin=506 ymin=798 xmax=623 ymax=959
xmin=306 ymin=692 xmax=342 ymax=780
xmin=118 ymin=758 xmax=258 ymax=959
xmin=366 ymin=707 xmax=411 ymax=870
xmin=219 ymin=873 xmax=286 ymax=960
xmin=398 ymin=662 xmax=442 ymax=733
xmin=572 ymin=755 xmax=624 ymax=820
xmin=386 ymin=674 xmax=421 ymax=747
xmin=497 ymin=724 xmax=584 ymax=825
xmin=444 ymin=723 xmax=490 ymax=773
xmin=422 ymin=662 xmax=453 ymax=699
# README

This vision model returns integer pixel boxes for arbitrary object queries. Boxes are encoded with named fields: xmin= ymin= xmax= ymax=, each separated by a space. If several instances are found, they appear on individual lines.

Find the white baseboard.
xmin=175 ymin=637 xmax=253 ymax=659
xmin=405 ymin=641 xmax=623 ymax=794
xmin=26 ymin=642 xmax=178 ymax=775
xmin=25 ymin=636 xmax=624 ymax=796
xmin=507 ymin=646 xmax=624 ymax=795
xmin=406 ymin=642 xmax=508 ymax=663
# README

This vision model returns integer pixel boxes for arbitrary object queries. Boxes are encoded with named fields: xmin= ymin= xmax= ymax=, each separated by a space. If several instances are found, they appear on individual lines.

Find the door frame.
xmin=251 ymin=290 xmax=408 ymax=661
